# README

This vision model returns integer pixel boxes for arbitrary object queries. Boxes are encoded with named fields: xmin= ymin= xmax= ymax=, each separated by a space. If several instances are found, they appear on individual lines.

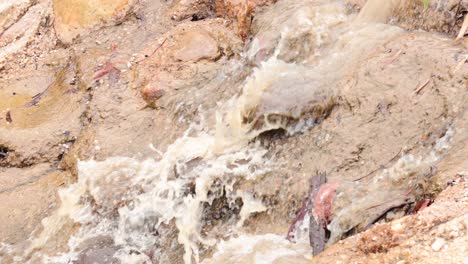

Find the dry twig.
xmin=414 ymin=78 xmax=431 ymax=95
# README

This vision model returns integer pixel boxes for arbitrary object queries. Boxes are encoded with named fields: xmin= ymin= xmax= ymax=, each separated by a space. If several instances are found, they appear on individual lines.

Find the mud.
xmin=0 ymin=0 xmax=467 ymax=263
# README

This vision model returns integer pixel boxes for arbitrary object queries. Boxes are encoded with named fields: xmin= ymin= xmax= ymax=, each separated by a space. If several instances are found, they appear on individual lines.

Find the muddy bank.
xmin=0 ymin=0 xmax=467 ymax=263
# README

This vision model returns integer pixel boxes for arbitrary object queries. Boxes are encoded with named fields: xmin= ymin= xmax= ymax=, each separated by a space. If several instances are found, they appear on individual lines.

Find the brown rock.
xmin=392 ymin=0 xmax=468 ymax=35
xmin=170 ymin=0 xmax=276 ymax=40
xmin=141 ymin=84 xmax=166 ymax=107
xmin=169 ymin=0 xmax=214 ymax=21
xmin=173 ymin=30 xmax=220 ymax=62
xmin=216 ymin=0 xmax=278 ymax=40
xmin=53 ymin=0 xmax=136 ymax=44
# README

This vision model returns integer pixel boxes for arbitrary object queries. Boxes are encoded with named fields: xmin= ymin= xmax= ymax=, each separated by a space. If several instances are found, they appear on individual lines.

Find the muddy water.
xmin=1 ymin=0 xmax=466 ymax=263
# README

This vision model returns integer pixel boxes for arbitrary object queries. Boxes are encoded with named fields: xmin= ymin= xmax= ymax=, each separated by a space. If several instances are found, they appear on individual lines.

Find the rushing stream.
xmin=1 ymin=0 xmax=466 ymax=263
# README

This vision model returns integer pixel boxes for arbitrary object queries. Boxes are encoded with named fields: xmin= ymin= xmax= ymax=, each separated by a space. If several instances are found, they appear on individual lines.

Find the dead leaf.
xmin=414 ymin=78 xmax=431 ymax=95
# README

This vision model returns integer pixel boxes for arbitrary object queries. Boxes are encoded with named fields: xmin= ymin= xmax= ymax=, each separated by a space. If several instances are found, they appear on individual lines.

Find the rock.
xmin=169 ymin=0 xmax=276 ymax=40
xmin=173 ymin=30 xmax=220 ymax=62
xmin=344 ymin=0 xmax=366 ymax=10
xmin=355 ymin=0 xmax=468 ymax=35
xmin=141 ymin=84 xmax=166 ymax=107
xmin=169 ymin=0 xmax=214 ymax=21
xmin=431 ymin=238 xmax=446 ymax=251
xmin=0 ymin=0 xmax=32 ymax=34
xmin=216 ymin=0 xmax=277 ymax=40
xmin=75 ymin=236 xmax=120 ymax=264
xmin=0 ymin=1 xmax=45 ymax=63
xmin=392 ymin=0 xmax=468 ymax=35
xmin=53 ymin=0 xmax=136 ymax=44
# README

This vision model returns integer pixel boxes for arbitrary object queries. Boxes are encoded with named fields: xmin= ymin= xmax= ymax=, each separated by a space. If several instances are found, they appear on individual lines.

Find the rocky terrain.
xmin=0 ymin=0 xmax=467 ymax=263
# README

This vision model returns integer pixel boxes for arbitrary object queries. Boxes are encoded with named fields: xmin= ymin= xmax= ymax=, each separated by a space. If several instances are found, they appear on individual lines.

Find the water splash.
xmin=201 ymin=234 xmax=311 ymax=264
xmin=21 ymin=128 xmax=274 ymax=264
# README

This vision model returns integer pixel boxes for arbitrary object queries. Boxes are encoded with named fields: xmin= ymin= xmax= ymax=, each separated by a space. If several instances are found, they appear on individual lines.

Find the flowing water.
xmin=1 ymin=0 xmax=465 ymax=263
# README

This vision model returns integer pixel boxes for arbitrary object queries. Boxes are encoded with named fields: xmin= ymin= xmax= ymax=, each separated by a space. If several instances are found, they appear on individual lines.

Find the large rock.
xmin=0 ymin=1 xmax=46 ymax=64
xmin=173 ymin=29 xmax=220 ymax=62
xmin=53 ymin=0 xmax=136 ymax=44
xmin=169 ymin=0 xmax=277 ymax=40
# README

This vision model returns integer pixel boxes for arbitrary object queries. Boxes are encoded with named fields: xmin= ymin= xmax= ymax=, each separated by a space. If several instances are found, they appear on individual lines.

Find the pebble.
xmin=431 ymin=238 xmax=445 ymax=251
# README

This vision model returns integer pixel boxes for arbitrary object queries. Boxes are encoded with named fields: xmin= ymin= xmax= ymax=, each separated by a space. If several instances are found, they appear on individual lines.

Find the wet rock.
xmin=250 ymin=0 xmax=348 ymax=64
xmin=170 ymin=0 xmax=276 ymax=39
xmin=392 ymin=0 xmax=468 ymax=35
xmin=132 ymin=19 xmax=242 ymax=113
xmin=344 ymin=0 xmax=366 ymax=11
xmin=169 ymin=0 xmax=215 ymax=21
xmin=53 ymin=0 xmax=137 ymax=44
xmin=174 ymin=30 xmax=220 ymax=62
xmin=355 ymin=0 xmax=468 ymax=35
xmin=216 ymin=0 xmax=254 ymax=40
xmin=75 ymin=236 xmax=120 ymax=264
xmin=216 ymin=0 xmax=279 ymax=40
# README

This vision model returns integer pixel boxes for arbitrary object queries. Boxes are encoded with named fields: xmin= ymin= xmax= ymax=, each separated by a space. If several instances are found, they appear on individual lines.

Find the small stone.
xmin=141 ymin=84 xmax=166 ymax=106
xmin=431 ymin=238 xmax=445 ymax=251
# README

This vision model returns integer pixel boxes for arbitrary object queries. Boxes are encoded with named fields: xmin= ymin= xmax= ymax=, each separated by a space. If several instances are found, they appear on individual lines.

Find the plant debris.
xmin=414 ymin=78 xmax=431 ymax=95
xmin=136 ymin=38 xmax=167 ymax=63
xmin=382 ymin=49 xmax=402 ymax=68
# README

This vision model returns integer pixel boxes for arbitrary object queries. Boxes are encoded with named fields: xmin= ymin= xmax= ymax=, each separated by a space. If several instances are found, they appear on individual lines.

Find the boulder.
xmin=53 ymin=0 xmax=136 ymax=44
xmin=173 ymin=29 xmax=220 ymax=62
xmin=0 ymin=0 xmax=32 ymax=34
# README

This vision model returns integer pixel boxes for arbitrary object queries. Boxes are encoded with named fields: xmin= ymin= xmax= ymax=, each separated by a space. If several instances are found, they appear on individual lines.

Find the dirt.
xmin=0 ymin=0 xmax=467 ymax=263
